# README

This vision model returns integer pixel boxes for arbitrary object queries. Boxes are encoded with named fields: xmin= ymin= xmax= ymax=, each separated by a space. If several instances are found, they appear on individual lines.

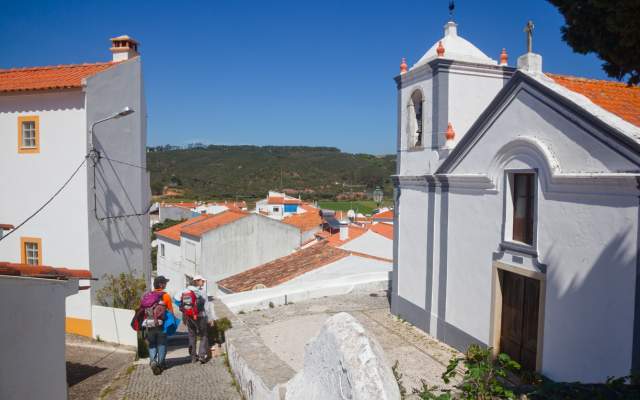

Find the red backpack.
xmin=180 ymin=290 xmax=199 ymax=320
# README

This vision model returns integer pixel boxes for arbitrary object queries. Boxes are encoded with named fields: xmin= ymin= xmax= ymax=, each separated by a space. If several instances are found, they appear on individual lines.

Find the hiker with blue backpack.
xmin=175 ymin=275 xmax=215 ymax=364
xmin=132 ymin=275 xmax=178 ymax=375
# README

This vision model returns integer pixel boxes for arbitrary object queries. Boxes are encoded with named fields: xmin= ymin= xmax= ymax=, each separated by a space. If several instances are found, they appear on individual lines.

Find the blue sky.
xmin=1 ymin=0 xmax=607 ymax=154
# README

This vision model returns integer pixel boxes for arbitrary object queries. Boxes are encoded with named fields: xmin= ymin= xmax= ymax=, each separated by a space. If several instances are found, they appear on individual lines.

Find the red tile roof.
xmin=155 ymin=214 xmax=210 ymax=242
xmin=0 ymin=262 xmax=92 ymax=280
xmin=322 ymin=224 xmax=368 ymax=246
xmin=217 ymin=243 xmax=349 ymax=293
xmin=372 ymin=210 xmax=394 ymax=220
xmin=0 ymin=224 xmax=14 ymax=230
xmin=0 ymin=62 xmax=116 ymax=93
xmin=180 ymin=210 xmax=248 ymax=238
xmin=371 ymin=223 xmax=394 ymax=240
xmin=161 ymin=202 xmax=197 ymax=210
xmin=283 ymin=204 xmax=323 ymax=232
xmin=548 ymin=74 xmax=640 ymax=128
xmin=267 ymin=196 xmax=284 ymax=205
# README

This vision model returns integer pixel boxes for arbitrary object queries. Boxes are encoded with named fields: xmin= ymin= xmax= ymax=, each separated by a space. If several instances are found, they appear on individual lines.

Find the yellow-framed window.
xmin=18 ymin=115 xmax=40 ymax=154
xmin=20 ymin=237 xmax=42 ymax=265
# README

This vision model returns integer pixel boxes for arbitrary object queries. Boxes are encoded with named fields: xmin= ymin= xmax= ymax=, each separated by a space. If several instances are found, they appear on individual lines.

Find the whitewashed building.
xmin=0 ymin=262 xmax=92 ymax=400
xmin=256 ymin=191 xmax=303 ymax=220
xmin=156 ymin=211 xmax=300 ymax=296
xmin=392 ymin=20 xmax=640 ymax=382
xmin=0 ymin=35 xmax=150 ymax=337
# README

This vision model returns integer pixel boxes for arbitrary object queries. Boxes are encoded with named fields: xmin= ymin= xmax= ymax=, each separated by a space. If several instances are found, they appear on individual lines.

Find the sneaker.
xmin=150 ymin=361 xmax=162 ymax=375
xmin=199 ymin=356 xmax=209 ymax=364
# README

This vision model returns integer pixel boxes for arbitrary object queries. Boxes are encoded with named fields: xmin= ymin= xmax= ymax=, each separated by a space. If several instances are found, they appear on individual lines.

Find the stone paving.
xmin=236 ymin=290 xmax=462 ymax=398
xmin=121 ymin=327 xmax=241 ymax=400
xmin=66 ymin=334 xmax=136 ymax=400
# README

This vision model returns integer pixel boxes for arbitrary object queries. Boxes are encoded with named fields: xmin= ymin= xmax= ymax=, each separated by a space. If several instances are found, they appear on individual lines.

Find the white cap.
xmin=193 ymin=274 xmax=206 ymax=282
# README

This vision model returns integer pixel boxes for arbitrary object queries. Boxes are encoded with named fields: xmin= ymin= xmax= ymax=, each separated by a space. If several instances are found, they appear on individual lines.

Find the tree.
xmin=95 ymin=272 xmax=147 ymax=310
xmin=548 ymin=0 xmax=640 ymax=85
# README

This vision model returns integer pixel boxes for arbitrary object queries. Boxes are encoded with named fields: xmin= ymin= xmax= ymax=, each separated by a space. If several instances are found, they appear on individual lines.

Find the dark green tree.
xmin=548 ymin=0 xmax=640 ymax=85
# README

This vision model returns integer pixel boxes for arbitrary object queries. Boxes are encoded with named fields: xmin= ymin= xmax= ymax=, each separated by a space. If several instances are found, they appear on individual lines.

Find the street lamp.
xmin=373 ymin=187 xmax=383 ymax=207
xmin=89 ymin=106 xmax=135 ymax=150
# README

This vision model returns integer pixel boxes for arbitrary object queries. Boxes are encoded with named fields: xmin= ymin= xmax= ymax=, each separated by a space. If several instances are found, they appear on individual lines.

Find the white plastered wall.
xmin=440 ymin=84 xmax=640 ymax=382
xmin=0 ymin=276 xmax=78 ymax=400
xmin=0 ymin=90 xmax=91 ymax=320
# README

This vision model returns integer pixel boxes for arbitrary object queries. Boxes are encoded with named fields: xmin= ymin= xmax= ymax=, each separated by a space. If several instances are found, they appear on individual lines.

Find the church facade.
xmin=392 ymin=20 xmax=640 ymax=382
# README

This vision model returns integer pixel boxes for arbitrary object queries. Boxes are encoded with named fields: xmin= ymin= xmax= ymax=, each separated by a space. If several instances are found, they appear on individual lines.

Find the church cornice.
xmin=394 ymin=59 xmax=515 ymax=89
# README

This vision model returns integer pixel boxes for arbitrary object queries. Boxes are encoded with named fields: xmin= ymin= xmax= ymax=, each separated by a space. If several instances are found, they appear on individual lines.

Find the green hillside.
xmin=147 ymin=145 xmax=396 ymax=200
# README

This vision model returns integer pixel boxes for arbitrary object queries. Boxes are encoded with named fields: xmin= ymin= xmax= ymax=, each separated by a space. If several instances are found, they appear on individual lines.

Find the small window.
xmin=511 ymin=173 xmax=535 ymax=245
xmin=18 ymin=116 xmax=40 ymax=153
xmin=273 ymin=207 xmax=280 ymax=213
xmin=160 ymin=243 xmax=165 ymax=257
xmin=21 ymin=237 xmax=42 ymax=265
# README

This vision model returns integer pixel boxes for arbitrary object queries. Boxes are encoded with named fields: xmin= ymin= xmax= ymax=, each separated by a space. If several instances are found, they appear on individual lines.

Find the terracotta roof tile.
xmin=0 ymin=62 xmax=116 ymax=93
xmin=373 ymin=210 xmax=394 ymax=220
xmin=548 ymin=74 xmax=640 ymax=127
xmin=267 ymin=196 xmax=284 ymax=205
xmin=180 ymin=210 xmax=248 ymax=238
xmin=321 ymin=224 xmax=368 ymax=246
xmin=155 ymin=214 xmax=209 ymax=242
xmin=283 ymin=204 xmax=323 ymax=232
xmin=0 ymin=262 xmax=92 ymax=280
xmin=161 ymin=202 xmax=197 ymax=209
xmin=371 ymin=223 xmax=394 ymax=240
xmin=0 ymin=224 xmax=14 ymax=230
xmin=217 ymin=243 xmax=349 ymax=293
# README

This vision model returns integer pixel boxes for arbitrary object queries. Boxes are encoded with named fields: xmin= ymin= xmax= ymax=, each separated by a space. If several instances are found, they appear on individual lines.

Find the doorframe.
xmin=489 ymin=260 xmax=546 ymax=372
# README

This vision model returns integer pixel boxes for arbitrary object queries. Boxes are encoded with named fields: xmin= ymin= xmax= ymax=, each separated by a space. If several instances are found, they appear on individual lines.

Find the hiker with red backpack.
xmin=138 ymin=276 xmax=175 ymax=375
xmin=176 ymin=275 xmax=214 ymax=364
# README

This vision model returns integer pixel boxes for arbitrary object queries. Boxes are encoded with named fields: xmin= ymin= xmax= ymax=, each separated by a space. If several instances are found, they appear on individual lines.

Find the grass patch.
xmin=224 ymin=351 xmax=244 ymax=398
xmin=318 ymin=200 xmax=388 ymax=215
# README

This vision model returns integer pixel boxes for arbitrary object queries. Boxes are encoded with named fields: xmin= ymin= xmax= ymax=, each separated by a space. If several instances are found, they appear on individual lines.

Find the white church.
xmin=391 ymin=19 xmax=640 ymax=382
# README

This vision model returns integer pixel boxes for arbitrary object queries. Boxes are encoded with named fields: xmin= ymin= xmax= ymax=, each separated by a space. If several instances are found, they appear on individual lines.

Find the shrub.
xmin=95 ymin=272 xmax=147 ymax=310
xmin=441 ymin=345 xmax=520 ymax=400
xmin=207 ymin=317 xmax=233 ymax=345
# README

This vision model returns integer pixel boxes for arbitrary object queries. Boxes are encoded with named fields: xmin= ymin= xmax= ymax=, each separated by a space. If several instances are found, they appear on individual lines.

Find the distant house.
xmin=0 ymin=262 xmax=92 ymax=400
xmin=282 ymin=203 xmax=324 ymax=244
xmin=0 ymin=35 xmax=150 ymax=338
xmin=156 ymin=210 xmax=300 ymax=296
xmin=158 ymin=202 xmax=198 ymax=222
xmin=255 ymin=191 xmax=303 ymax=220
xmin=217 ymin=242 xmax=391 ymax=294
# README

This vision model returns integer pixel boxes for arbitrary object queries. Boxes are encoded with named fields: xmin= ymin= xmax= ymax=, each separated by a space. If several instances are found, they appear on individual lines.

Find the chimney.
xmin=110 ymin=35 xmax=139 ymax=62
xmin=339 ymin=223 xmax=349 ymax=241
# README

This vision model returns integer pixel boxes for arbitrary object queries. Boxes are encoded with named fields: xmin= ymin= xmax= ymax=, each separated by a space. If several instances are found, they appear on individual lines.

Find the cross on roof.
xmin=524 ymin=20 xmax=535 ymax=53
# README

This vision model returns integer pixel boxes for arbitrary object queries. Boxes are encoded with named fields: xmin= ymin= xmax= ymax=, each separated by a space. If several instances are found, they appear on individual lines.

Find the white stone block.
xmin=285 ymin=312 xmax=400 ymax=400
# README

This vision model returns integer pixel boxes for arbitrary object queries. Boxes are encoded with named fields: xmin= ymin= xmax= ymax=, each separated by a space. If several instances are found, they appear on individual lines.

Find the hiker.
xmin=178 ymin=275 xmax=214 ymax=363
xmin=140 ymin=275 xmax=174 ymax=375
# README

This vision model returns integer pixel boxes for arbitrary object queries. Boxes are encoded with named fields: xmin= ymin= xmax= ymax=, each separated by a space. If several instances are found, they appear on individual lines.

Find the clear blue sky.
xmin=1 ymin=0 xmax=607 ymax=154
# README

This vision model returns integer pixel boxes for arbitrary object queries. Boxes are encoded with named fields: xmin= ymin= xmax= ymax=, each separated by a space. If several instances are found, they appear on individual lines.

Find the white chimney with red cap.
xmin=110 ymin=35 xmax=139 ymax=62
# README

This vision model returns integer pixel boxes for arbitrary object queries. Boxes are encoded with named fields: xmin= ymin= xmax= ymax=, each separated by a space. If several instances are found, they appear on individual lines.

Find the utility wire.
xmin=91 ymin=150 xmax=152 ymax=221
xmin=0 ymin=156 xmax=88 ymax=243
xmin=100 ymin=155 xmax=148 ymax=170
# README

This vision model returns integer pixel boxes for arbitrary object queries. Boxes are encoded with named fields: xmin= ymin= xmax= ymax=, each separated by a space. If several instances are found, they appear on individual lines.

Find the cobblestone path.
xmin=122 ymin=330 xmax=241 ymax=400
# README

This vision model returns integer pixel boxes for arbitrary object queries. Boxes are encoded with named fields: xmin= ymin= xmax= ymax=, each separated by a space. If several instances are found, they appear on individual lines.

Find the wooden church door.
xmin=499 ymin=270 xmax=540 ymax=371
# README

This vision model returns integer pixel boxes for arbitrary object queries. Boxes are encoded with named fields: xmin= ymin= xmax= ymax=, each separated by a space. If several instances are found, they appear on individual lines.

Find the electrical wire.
xmin=100 ymin=155 xmax=148 ymax=170
xmin=0 ymin=156 xmax=88 ymax=243
xmin=91 ymin=150 xmax=152 ymax=221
